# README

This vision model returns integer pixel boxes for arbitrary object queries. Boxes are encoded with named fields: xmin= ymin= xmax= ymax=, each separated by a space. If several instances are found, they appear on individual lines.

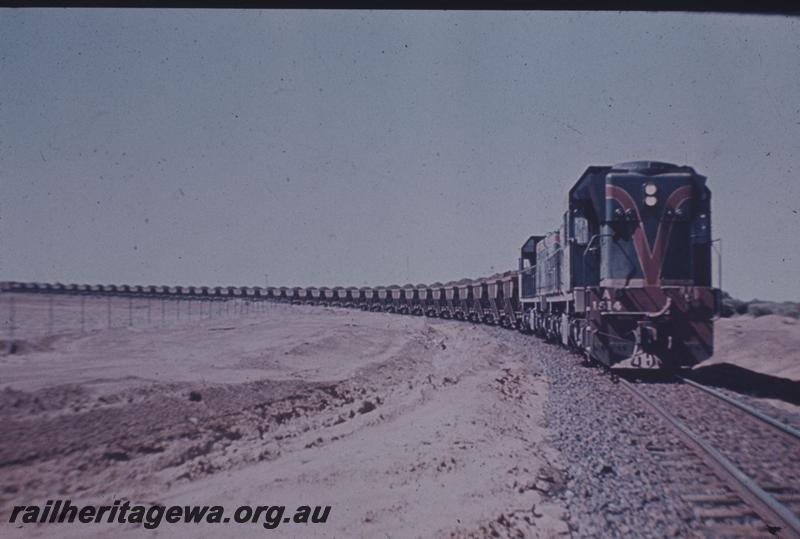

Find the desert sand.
xmin=699 ymin=315 xmax=800 ymax=382
xmin=0 ymin=298 xmax=569 ymax=538
xmin=4 ymin=293 xmax=798 ymax=538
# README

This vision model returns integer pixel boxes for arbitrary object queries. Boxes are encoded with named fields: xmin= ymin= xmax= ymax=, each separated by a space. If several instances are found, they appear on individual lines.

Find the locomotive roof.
xmin=521 ymin=235 xmax=545 ymax=255
xmin=611 ymin=160 xmax=694 ymax=175
xmin=568 ymin=161 xmax=707 ymax=221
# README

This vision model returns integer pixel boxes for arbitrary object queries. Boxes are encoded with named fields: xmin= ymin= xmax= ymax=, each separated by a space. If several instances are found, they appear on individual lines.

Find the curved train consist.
xmin=1 ymin=161 xmax=719 ymax=370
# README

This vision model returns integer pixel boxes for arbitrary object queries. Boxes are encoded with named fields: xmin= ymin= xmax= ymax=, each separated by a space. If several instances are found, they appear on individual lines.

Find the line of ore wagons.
xmin=1 ymin=272 xmax=522 ymax=327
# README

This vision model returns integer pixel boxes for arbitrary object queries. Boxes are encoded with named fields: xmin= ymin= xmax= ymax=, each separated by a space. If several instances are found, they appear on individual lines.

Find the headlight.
xmin=645 ymin=196 xmax=658 ymax=207
xmin=644 ymin=183 xmax=657 ymax=195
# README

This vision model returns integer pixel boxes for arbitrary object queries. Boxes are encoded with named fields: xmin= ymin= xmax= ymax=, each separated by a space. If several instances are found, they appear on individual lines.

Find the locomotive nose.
xmin=602 ymin=166 xmax=700 ymax=288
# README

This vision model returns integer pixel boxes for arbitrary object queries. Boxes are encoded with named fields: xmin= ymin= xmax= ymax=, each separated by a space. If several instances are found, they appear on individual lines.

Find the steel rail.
xmin=619 ymin=378 xmax=800 ymax=539
xmin=679 ymin=376 xmax=800 ymax=441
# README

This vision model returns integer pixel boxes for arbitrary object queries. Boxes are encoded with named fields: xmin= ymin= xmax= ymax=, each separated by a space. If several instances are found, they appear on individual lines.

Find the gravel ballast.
xmin=492 ymin=329 xmax=736 ymax=538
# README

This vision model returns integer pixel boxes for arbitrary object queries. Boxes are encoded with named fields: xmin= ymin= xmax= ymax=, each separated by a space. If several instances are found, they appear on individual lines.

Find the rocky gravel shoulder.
xmin=494 ymin=330 xmax=723 ymax=538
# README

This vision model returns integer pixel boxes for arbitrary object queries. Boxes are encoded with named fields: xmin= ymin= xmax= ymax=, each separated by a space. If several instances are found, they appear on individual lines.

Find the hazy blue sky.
xmin=1 ymin=10 xmax=798 ymax=300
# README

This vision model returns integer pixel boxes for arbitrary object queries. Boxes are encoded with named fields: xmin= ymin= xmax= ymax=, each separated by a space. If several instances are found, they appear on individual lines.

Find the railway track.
xmin=620 ymin=377 xmax=800 ymax=538
xmin=677 ymin=377 xmax=800 ymax=442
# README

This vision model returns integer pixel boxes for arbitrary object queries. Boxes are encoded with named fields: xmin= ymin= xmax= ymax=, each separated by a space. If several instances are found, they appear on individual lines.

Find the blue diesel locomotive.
xmin=519 ymin=161 xmax=719 ymax=369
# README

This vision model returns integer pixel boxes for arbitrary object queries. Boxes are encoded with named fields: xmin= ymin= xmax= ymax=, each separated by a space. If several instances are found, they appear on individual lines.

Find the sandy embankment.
xmin=701 ymin=315 xmax=800 ymax=382
xmin=0 ymin=302 xmax=568 ymax=538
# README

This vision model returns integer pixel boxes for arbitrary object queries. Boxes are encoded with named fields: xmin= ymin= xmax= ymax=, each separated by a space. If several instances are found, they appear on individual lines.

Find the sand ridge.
xmin=698 ymin=315 xmax=800 ymax=381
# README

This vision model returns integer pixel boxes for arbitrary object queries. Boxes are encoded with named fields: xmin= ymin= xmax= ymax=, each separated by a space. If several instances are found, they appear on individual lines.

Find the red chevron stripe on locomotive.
xmin=605 ymin=184 xmax=692 ymax=285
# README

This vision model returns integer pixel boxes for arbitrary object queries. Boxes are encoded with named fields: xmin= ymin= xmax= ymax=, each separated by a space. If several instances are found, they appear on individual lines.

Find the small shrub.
xmin=782 ymin=303 xmax=800 ymax=319
xmin=718 ymin=291 xmax=800 ymax=319
xmin=746 ymin=302 xmax=774 ymax=318
xmin=720 ymin=291 xmax=747 ymax=318
xmin=744 ymin=301 xmax=800 ymax=319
